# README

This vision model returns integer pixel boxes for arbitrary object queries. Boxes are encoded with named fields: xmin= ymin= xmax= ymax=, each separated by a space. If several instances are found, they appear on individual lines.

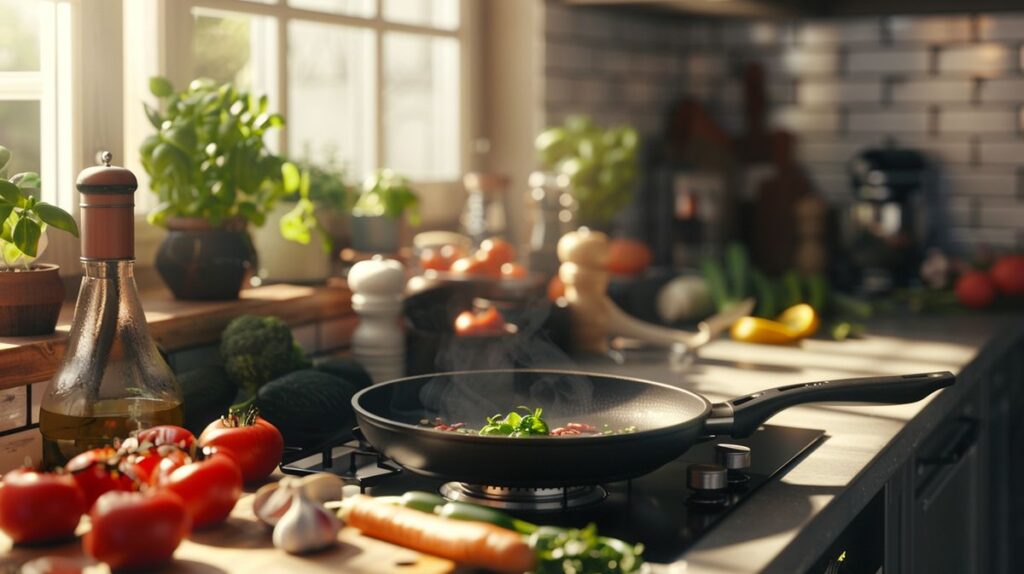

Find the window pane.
xmin=0 ymin=101 xmax=41 ymax=175
xmin=192 ymin=10 xmax=276 ymax=92
xmin=289 ymin=0 xmax=376 ymax=18
xmin=288 ymin=21 xmax=376 ymax=180
xmin=383 ymin=33 xmax=459 ymax=180
xmin=383 ymin=0 xmax=458 ymax=30
xmin=0 ymin=0 xmax=40 ymax=71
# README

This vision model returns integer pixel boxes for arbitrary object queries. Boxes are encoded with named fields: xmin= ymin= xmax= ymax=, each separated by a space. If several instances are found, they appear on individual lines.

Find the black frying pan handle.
xmin=703 ymin=371 xmax=955 ymax=438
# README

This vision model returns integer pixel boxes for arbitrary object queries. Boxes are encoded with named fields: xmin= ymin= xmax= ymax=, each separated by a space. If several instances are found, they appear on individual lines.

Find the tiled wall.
xmin=543 ymin=3 xmax=1024 ymax=252
xmin=0 ymin=316 xmax=355 ymax=470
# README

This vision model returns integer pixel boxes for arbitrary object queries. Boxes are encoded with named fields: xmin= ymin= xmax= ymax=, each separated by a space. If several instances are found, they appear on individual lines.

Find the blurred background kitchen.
xmin=2 ymin=0 xmax=1023 ymax=342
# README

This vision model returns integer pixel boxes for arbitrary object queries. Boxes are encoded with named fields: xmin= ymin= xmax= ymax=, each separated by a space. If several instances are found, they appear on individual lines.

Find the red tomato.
xmin=83 ymin=490 xmax=190 ymax=571
xmin=607 ymin=238 xmax=653 ymax=276
xmin=955 ymin=270 xmax=997 ymax=309
xmin=65 ymin=448 xmax=136 ymax=508
xmin=0 ymin=468 xmax=85 ymax=544
xmin=990 ymin=254 xmax=1024 ymax=296
xmin=420 ymin=245 xmax=466 ymax=271
xmin=500 ymin=262 xmax=528 ymax=279
xmin=450 ymin=255 xmax=500 ymax=277
xmin=135 ymin=426 xmax=197 ymax=456
xmin=123 ymin=447 xmax=191 ymax=486
xmin=453 ymin=307 xmax=508 ymax=337
xmin=198 ymin=413 xmax=284 ymax=484
xmin=479 ymin=238 xmax=516 ymax=268
xmin=162 ymin=454 xmax=242 ymax=529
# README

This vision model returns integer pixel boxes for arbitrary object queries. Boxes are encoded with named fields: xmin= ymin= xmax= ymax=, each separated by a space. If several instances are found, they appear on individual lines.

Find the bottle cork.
xmin=75 ymin=152 xmax=137 ymax=260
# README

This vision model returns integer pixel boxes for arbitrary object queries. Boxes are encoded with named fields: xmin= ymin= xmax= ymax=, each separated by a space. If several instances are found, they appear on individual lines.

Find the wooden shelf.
xmin=0 ymin=283 xmax=353 ymax=389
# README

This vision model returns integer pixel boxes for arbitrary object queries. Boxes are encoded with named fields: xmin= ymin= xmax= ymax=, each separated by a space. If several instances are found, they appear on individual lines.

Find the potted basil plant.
xmin=535 ymin=114 xmax=639 ymax=230
xmin=350 ymin=169 xmax=419 ymax=254
xmin=140 ymin=77 xmax=298 ymax=300
xmin=0 ymin=146 xmax=80 ymax=336
xmin=253 ymin=156 xmax=355 ymax=283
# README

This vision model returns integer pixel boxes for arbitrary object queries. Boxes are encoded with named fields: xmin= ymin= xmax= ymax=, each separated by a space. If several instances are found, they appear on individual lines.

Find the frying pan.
xmin=352 ymin=369 xmax=953 ymax=487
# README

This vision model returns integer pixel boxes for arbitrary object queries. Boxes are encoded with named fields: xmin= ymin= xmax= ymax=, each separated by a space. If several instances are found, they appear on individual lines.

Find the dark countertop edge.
xmin=761 ymin=318 xmax=1024 ymax=573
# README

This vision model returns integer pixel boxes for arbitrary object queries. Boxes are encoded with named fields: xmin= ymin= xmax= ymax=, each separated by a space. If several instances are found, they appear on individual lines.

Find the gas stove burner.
xmin=440 ymin=482 xmax=607 ymax=512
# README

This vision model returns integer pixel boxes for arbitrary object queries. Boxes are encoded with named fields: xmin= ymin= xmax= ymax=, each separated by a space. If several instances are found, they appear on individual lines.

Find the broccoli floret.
xmin=220 ymin=315 xmax=311 ymax=396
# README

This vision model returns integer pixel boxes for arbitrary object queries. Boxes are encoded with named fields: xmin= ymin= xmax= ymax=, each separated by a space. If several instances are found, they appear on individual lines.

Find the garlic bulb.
xmin=254 ymin=473 xmax=345 ymax=527
xmin=272 ymin=485 xmax=341 ymax=555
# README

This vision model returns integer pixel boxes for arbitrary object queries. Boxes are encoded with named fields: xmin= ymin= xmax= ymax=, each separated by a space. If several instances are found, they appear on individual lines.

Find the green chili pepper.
xmin=399 ymin=491 xmax=446 ymax=513
xmin=437 ymin=501 xmax=538 ymax=535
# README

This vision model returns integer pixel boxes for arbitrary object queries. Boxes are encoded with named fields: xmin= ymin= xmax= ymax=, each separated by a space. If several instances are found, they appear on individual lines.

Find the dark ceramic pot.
xmin=0 ymin=264 xmax=65 ymax=336
xmin=155 ymin=217 xmax=255 ymax=300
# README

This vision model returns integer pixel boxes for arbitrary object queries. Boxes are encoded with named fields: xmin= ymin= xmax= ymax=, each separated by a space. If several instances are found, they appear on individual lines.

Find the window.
xmin=0 ymin=0 xmax=73 ymax=208
xmin=147 ymin=0 xmax=465 ymax=194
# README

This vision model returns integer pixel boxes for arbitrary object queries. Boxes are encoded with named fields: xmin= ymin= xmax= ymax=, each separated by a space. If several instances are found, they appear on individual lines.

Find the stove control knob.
xmin=716 ymin=443 xmax=751 ymax=471
xmin=687 ymin=464 xmax=727 ymax=492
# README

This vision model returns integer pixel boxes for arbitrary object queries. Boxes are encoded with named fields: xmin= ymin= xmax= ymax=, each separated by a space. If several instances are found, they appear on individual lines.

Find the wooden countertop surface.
xmin=0 ymin=284 xmax=353 ymax=389
xmin=0 ymin=492 xmax=458 ymax=574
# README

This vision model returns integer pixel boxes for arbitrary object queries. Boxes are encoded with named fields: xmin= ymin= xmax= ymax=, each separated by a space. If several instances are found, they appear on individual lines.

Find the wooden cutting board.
xmin=0 ymin=495 xmax=459 ymax=573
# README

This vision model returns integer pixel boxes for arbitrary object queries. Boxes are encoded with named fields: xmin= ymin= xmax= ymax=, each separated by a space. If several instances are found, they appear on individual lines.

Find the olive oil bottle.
xmin=39 ymin=152 xmax=181 ymax=468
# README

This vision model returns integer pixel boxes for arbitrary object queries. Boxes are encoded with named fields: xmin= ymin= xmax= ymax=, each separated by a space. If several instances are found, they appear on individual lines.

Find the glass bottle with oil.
xmin=39 ymin=152 xmax=181 ymax=468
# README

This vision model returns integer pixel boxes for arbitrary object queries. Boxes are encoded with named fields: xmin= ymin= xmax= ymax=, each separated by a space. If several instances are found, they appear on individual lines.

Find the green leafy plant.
xmin=278 ymin=154 xmax=354 ymax=252
xmin=352 ymin=168 xmax=420 ymax=225
xmin=139 ymin=76 xmax=297 ymax=228
xmin=535 ymin=115 xmax=639 ymax=226
xmin=479 ymin=406 xmax=550 ymax=437
xmin=0 ymin=146 xmax=79 ymax=269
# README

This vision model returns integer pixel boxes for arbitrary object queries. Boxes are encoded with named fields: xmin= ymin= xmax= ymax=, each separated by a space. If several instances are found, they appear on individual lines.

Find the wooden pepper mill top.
xmin=75 ymin=151 xmax=137 ymax=261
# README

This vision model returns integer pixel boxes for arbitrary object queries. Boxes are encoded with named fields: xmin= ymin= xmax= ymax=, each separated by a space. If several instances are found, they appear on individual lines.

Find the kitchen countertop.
xmin=0 ymin=283 xmax=354 ymax=389
xmin=590 ymin=312 xmax=1023 ymax=574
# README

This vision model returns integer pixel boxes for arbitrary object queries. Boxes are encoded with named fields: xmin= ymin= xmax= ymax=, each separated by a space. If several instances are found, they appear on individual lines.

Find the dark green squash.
xmin=253 ymin=369 xmax=361 ymax=448
xmin=179 ymin=365 xmax=237 ymax=435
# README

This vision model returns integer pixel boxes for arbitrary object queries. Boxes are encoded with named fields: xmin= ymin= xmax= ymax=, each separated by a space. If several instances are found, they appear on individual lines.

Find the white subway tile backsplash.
xmin=797 ymin=138 xmax=880 ymax=164
xmin=848 ymin=49 xmax=930 ymax=74
xmin=795 ymin=19 xmax=881 ymax=46
xmin=888 ymin=15 xmax=972 ymax=44
xmin=848 ymin=110 xmax=929 ymax=133
xmin=978 ymin=14 xmax=1024 ymax=41
xmin=977 ymin=141 xmax=1024 ymax=164
xmin=978 ymin=200 xmax=1024 ymax=228
xmin=723 ymin=22 xmax=788 ymax=45
xmin=804 ymin=167 xmax=851 ymax=202
xmin=938 ymin=44 xmax=1014 ymax=76
xmin=772 ymin=107 xmax=841 ymax=133
xmin=544 ymin=2 xmax=575 ymax=36
xmin=799 ymin=80 xmax=883 ymax=105
xmin=545 ymin=76 xmax=576 ymax=105
xmin=945 ymin=196 xmax=977 ymax=227
xmin=945 ymin=170 xmax=1019 ymax=196
xmin=574 ymin=9 xmax=614 ymax=41
xmin=0 ymin=430 xmax=40 ymax=471
xmin=780 ymin=48 xmax=841 ymax=76
xmin=950 ymin=226 xmax=1017 ymax=249
xmin=0 ymin=386 xmax=26 ymax=433
xmin=890 ymin=79 xmax=973 ymax=104
xmin=941 ymin=109 xmax=1020 ymax=134
xmin=546 ymin=41 xmax=593 ymax=72
xmin=979 ymin=78 xmax=1024 ymax=103
xmin=686 ymin=53 xmax=728 ymax=79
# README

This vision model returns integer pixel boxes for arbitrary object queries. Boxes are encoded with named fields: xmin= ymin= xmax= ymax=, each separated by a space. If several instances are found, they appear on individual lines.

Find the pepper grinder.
xmin=558 ymin=229 xmax=753 ymax=356
xmin=348 ymin=256 xmax=406 ymax=384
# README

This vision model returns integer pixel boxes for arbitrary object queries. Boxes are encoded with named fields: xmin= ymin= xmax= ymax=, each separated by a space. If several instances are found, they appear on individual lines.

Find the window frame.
xmin=158 ymin=0 xmax=476 ymax=182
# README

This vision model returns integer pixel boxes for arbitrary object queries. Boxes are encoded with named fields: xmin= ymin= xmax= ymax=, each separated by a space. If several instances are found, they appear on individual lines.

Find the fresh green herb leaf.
xmin=12 ymin=216 xmax=41 ymax=258
xmin=33 ymin=202 xmax=79 ymax=238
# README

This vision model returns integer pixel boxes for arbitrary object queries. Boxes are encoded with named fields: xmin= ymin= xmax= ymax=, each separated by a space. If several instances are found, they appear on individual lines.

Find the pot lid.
xmin=76 ymin=151 xmax=138 ymax=194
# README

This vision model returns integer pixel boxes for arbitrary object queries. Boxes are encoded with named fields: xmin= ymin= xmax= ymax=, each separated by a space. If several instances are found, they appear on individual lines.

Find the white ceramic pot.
xmin=252 ymin=202 xmax=331 ymax=283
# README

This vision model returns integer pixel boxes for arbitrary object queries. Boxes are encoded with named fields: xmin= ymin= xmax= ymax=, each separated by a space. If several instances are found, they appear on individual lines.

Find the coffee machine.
xmin=844 ymin=148 xmax=932 ymax=294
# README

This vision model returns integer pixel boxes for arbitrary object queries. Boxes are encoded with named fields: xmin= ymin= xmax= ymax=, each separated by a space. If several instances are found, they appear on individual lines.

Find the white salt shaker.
xmin=348 ymin=255 xmax=406 ymax=384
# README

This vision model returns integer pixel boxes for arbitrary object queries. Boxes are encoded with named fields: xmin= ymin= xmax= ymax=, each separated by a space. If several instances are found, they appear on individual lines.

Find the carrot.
xmin=341 ymin=495 xmax=535 ymax=573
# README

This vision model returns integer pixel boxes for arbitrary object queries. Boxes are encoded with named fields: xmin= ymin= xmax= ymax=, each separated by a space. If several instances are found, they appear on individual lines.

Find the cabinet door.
xmin=910 ymin=417 xmax=980 ymax=574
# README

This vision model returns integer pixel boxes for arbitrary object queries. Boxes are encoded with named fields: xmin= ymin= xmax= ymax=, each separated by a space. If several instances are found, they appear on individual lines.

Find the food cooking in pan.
xmin=419 ymin=406 xmax=638 ymax=437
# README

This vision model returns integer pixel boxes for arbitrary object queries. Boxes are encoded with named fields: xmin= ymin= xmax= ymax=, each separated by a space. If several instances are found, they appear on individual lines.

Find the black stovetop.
xmin=282 ymin=424 xmax=824 ymax=564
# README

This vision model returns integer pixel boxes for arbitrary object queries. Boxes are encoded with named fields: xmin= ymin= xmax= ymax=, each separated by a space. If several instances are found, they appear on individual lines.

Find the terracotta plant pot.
xmin=155 ymin=217 xmax=256 ymax=300
xmin=0 ymin=264 xmax=65 ymax=336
